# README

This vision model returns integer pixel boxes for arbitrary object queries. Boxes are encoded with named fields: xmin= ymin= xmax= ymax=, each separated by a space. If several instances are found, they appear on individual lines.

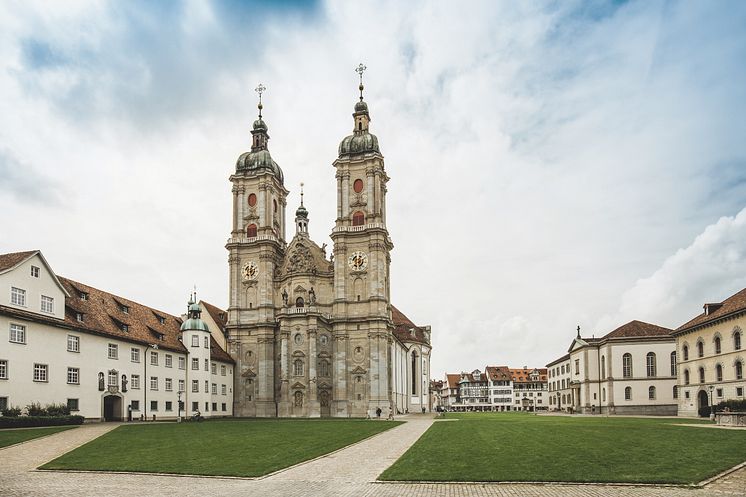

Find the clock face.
xmin=348 ymin=251 xmax=368 ymax=271
xmin=242 ymin=261 xmax=258 ymax=280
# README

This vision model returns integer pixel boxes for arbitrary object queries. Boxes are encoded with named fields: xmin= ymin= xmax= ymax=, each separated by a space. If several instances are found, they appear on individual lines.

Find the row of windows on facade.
xmin=10 ymin=286 xmax=55 ymax=313
xmin=548 ymin=363 xmax=571 ymax=378
xmin=0 ymin=397 xmax=229 ymax=414
xmin=551 ymin=386 xmax=663 ymax=404
xmin=681 ymin=331 xmax=742 ymax=360
xmin=681 ymin=362 xmax=744 ymax=384
xmin=7 ymin=325 xmax=229 ymax=376
xmin=0 ymin=362 xmax=230 ymax=396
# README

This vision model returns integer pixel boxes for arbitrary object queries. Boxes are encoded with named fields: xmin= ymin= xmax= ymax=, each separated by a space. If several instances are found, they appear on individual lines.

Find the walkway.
xmin=1 ymin=416 xmax=744 ymax=497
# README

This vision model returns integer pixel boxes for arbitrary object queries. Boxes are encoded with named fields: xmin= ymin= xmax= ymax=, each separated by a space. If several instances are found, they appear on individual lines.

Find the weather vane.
xmin=355 ymin=63 xmax=366 ymax=101
xmin=255 ymin=83 xmax=266 ymax=118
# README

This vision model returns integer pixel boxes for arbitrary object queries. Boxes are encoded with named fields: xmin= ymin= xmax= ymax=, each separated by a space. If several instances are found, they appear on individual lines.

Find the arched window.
xmin=735 ymin=331 xmax=742 ymax=351
xmin=646 ymin=352 xmax=656 ymax=377
xmin=622 ymin=353 xmax=632 ymax=378
xmin=248 ymin=193 xmax=257 ymax=207
xmin=670 ymin=351 xmax=677 ymax=376
xmin=697 ymin=340 xmax=704 ymax=358
xmin=673 ymin=385 xmax=678 ymax=399
xmin=601 ymin=356 xmax=606 ymax=379
xmin=319 ymin=360 xmax=330 ymax=377
xmin=602 ymin=388 xmax=606 ymax=402
xmin=716 ymin=364 xmax=723 ymax=382
xmin=293 ymin=359 xmax=304 ymax=376
xmin=562 ymin=394 xmax=566 ymax=404
xmin=624 ymin=386 xmax=632 ymax=400
xmin=648 ymin=386 xmax=656 ymax=400
xmin=352 ymin=211 xmax=365 ymax=226
xmin=683 ymin=345 xmax=689 ymax=361
xmin=715 ymin=336 xmax=722 ymax=354
xmin=736 ymin=360 xmax=743 ymax=380
xmin=698 ymin=367 xmax=705 ymax=383
xmin=246 ymin=224 xmax=257 ymax=238
xmin=684 ymin=369 xmax=690 ymax=385
xmin=295 ymin=297 xmax=304 ymax=308
xmin=353 ymin=179 xmax=364 ymax=193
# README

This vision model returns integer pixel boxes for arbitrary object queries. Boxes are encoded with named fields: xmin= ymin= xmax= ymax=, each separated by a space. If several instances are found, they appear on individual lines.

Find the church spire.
xmin=295 ymin=182 xmax=309 ymax=236
xmin=251 ymin=83 xmax=269 ymax=152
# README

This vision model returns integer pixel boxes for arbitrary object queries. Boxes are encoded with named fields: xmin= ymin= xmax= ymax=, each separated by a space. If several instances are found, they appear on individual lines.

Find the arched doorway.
xmin=319 ymin=390 xmax=331 ymax=417
xmin=697 ymin=390 xmax=709 ymax=417
xmin=103 ymin=395 xmax=122 ymax=421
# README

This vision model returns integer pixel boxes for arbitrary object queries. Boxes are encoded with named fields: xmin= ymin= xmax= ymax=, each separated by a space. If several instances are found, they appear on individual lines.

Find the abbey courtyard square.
xmin=2 ymin=1 xmax=746 ymax=496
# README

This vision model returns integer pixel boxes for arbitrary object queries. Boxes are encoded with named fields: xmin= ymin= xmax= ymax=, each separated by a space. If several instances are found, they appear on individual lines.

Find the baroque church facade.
xmin=225 ymin=76 xmax=432 ymax=418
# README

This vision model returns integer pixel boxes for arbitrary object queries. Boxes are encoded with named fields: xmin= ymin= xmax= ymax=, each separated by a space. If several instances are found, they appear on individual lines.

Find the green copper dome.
xmin=236 ymin=149 xmax=284 ymax=182
xmin=180 ymin=317 xmax=209 ymax=332
xmin=339 ymin=132 xmax=380 ymax=156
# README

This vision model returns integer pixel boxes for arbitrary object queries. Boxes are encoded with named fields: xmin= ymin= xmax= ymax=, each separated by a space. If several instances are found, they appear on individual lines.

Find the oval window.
xmin=248 ymin=193 xmax=257 ymax=207
xmin=353 ymin=179 xmax=364 ymax=193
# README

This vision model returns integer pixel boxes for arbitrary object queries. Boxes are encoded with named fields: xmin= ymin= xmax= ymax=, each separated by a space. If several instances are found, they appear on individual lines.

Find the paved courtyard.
xmin=1 ymin=415 xmax=745 ymax=497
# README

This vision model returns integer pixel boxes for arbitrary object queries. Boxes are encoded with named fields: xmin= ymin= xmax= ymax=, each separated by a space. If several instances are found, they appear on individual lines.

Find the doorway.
xmin=698 ymin=390 xmax=709 ymax=417
xmin=103 ymin=395 xmax=122 ymax=421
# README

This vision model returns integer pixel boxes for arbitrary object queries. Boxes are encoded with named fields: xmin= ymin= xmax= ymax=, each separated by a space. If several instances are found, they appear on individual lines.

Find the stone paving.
xmin=1 ymin=415 xmax=744 ymax=497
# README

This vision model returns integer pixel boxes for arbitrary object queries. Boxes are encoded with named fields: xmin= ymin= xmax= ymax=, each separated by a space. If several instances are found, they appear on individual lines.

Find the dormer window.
xmin=30 ymin=266 xmax=40 ymax=278
xmin=153 ymin=312 xmax=166 ymax=325
xmin=76 ymin=312 xmax=84 ymax=322
xmin=120 ymin=304 xmax=129 ymax=314
xmin=80 ymin=291 xmax=89 ymax=301
xmin=121 ymin=323 xmax=129 ymax=332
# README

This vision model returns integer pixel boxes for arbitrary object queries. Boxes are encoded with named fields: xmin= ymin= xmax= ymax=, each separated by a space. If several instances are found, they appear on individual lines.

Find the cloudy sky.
xmin=1 ymin=0 xmax=745 ymax=377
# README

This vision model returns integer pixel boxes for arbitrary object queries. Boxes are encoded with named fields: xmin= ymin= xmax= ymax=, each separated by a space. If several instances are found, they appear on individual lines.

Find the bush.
xmin=0 ymin=415 xmax=84 ymax=429
xmin=26 ymin=402 xmax=47 ymax=417
xmin=1 ymin=405 xmax=22 ymax=417
xmin=715 ymin=399 xmax=746 ymax=412
xmin=45 ymin=403 xmax=71 ymax=417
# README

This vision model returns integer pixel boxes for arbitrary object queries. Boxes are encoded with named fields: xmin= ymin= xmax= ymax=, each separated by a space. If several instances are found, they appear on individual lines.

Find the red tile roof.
xmin=510 ymin=367 xmax=548 ymax=383
xmin=546 ymin=353 xmax=570 ymax=367
xmin=445 ymin=374 xmax=461 ymax=388
xmin=485 ymin=365 xmax=511 ymax=381
xmin=0 ymin=250 xmax=38 ymax=272
xmin=391 ymin=305 xmax=430 ymax=345
xmin=601 ymin=320 xmax=673 ymax=339
xmin=676 ymin=288 xmax=746 ymax=333
xmin=202 ymin=300 xmax=228 ymax=334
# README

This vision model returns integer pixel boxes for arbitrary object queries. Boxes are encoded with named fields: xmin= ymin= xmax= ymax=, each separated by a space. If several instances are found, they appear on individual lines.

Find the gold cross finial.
xmin=355 ymin=63 xmax=367 ymax=101
xmin=255 ymin=83 xmax=266 ymax=117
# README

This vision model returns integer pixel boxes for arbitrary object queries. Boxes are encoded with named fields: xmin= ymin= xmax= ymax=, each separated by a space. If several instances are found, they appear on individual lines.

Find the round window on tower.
xmin=248 ymin=193 xmax=257 ymax=207
xmin=353 ymin=179 xmax=364 ymax=193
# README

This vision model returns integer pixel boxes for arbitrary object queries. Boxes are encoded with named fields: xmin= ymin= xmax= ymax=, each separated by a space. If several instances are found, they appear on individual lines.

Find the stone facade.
xmin=226 ymin=83 xmax=431 ymax=418
xmin=673 ymin=289 xmax=746 ymax=417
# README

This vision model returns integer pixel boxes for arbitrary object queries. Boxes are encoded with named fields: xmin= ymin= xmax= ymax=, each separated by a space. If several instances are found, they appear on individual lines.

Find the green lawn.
xmin=379 ymin=412 xmax=746 ymax=484
xmin=0 ymin=426 xmax=77 ymax=448
xmin=42 ymin=419 xmax=400 ymax=477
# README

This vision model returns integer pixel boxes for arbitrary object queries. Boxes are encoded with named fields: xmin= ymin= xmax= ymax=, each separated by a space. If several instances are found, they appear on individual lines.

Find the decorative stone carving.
xmin=287 ymin=242 xmax=316 ymax=273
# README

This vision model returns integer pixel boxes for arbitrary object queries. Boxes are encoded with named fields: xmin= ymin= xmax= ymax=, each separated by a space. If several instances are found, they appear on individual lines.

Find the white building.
xmin=511 ymin=367 xmax=549 ymax=412
xmin=0 ymin=250 xmax=234 ymax=421
xmin=566 ymin=321 xmax=677 ymax=415
xmin=485 ymin=365 xmax=513 ymax=411
xmin=546 ymin=353 xmax=573 ymax=412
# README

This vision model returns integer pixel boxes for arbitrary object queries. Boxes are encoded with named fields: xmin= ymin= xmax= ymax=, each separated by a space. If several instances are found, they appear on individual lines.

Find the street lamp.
xmin=177 ymin=390 xmax=183 ymax=422
xmin=557 ymin=392 xmax=561 ymax=412
xmin=708 ymin=385 xmax=715 ymax=421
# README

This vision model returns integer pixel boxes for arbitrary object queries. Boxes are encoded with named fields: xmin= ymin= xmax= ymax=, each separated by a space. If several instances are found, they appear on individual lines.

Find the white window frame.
xmin=211 ymin=363 xmax=217 ymax=375
xmin=150 ymin=351 xmax=158 ymax=366
xmin=131 ymin=348 xmax=140 ymax=363
xmin=150 ymin=376 xmax=158 ymax=391
xmin=10 ymin=323 xmax=26 ymax=344
xmin=221 ymin=365 xmax=226 ymax=376
xmin=33 ymin=363 xmax=48 ymax=382
xmin=165 ymin=354 xmax=172 ymax=368
xmin=178 ymin=356 xmax=186 ymax=370
xmin=40 ymin=295 xmax=54 ymax=313
xmin=131 ymin=374 xmax=140 ymax=389
xmin=0 ymin=359 xmax=7 ymax=379
xmin=178 ymin=379 xmax=185 ymax=392
xmin=67 ymin=398 xmax=79 ymax=411
xmin=192 ymin=380 xmax=199 ymax=393
xmin=221 ymin=384 xmax=226 ymax=395
xmin=30 ymin=265 xmax=40 ymax=277
xmin=192 ymin=358 xmax=199 ymax=370
xmin=191 ymin=335 xmax=199 ymax=347
xmin=10 ymin=287 xmax=26 ymax=307
xmin=108 ymin=343 xmax=118 ymax=359
xmin=67 ymin=335 xmax=80 ymax=353
xmin=165 ymin=378 xmax=173 ymax=391
xmin=108 ymin=371 xmax=118 ymax=387
xmin=212 ymin=383 xmax=217 ymax=395
xmin=67 ymin=367 xmax=79 ymax=384
xmin=204 ymin=336 xmax=209 ymax=348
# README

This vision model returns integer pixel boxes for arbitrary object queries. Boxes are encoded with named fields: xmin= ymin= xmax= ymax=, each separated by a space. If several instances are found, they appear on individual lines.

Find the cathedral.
xmin=225 ymin=70 xmax=432 ymax=418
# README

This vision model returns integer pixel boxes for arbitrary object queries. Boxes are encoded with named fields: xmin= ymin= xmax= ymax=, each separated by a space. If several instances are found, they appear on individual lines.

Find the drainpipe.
xmin=597 ymin=345 xmax=602 ymax=415
xmin=143 ymin=346 xmax=147 ymax=421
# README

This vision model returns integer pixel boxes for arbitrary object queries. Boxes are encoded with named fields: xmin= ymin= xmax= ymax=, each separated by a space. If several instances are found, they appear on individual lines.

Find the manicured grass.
xmin=0 ymin=426 xmax=77 ymax=448
xmin=42 ymin=419 xmax=401 ymax=477
xmin=379 ymin=412 xmax=746 ymax=484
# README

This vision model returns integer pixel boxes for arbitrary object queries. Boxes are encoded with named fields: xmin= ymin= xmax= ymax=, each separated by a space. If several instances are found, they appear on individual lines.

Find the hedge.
xmin=0 ymin=415 xmax=85 ymax=428
xmin=715 ymin=399 xmax=746 ymax=412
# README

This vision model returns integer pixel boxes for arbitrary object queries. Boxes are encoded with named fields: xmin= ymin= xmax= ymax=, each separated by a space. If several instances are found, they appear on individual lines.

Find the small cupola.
xmin=180 ymin=292 xmax=209 ymax=332
xmin=295 ymin=182 xmax=309 ymax=236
